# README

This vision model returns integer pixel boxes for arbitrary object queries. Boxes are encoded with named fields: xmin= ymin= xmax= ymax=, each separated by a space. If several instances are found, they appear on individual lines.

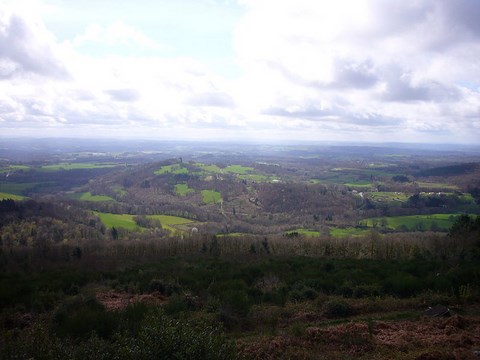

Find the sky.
xmin=0 ymin=0 xmax=479 ymax=144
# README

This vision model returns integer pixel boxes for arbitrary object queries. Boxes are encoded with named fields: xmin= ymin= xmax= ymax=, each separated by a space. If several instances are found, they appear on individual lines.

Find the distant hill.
xmin=417 ymin=162 xmax=479 ymax=177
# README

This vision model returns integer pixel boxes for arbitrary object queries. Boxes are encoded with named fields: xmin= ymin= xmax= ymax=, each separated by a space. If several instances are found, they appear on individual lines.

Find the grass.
xmin=0 ymin=182 xmax=38 ymax=195
xmin=344 ymin=182 xmax=372 ymax=188
xmin=0 ymin=192 xmax=28 ymax=200
xmin=147 ymin=215 xmax=194 ymax=233
xmin=39 ymin=163 xmax=119 ymax=171
xmin=93 ymin=212 xmax=193 ymax=233
xmin=285 ymin=228 xmax=321 ymax=237
xmin=0 ymin=165 xmax=31 ymax=173
xmin=416 ymin=182 xmax=459 ymax=190
xmin=201 ymin=190 xmax=222 ymax=204
xmin=70 ymin=192 xmax=116 ymax=202
xmin=217 ymin=232 xmax=249 ymax=237
xmin=93 ymin=212 xmax=139 ymax=230
xmin=360 ymin=214 xmax=459 ymax=231
xmin=330 ymin=227 xmax=371 ymax=237
xmin=194 ymin=163 xmax=223 ymax=174
xmin=154 ymin=164 xmax=189 ymax=175
xmin=174 ymin=183 xmax=195 ymax=196
xmin=238 ymin=174 xmax=269 ymax=182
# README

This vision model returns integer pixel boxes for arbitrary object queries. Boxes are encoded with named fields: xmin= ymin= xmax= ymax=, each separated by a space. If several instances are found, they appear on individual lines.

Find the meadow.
xmin=39 ymin=163 xmax=119 ymax=171
xmin=93 ymin=212 xmax=139 ymax=230
xmin=70 ymin=192 xmax=116 ymax=202
xmin=0 ymin=192 xmax=27 ymax=200
xmin=201 ymin=189 xmax=222 ymax=204
xmin=174 ymin=183 xmax=195 ymax=196
xmin=92 ymin=211 xmax=194 ymax=233
xmin=147 ymin=214 xmax=194 ymax=233
xmin=360 ymin=214 xmax=459 ymax=231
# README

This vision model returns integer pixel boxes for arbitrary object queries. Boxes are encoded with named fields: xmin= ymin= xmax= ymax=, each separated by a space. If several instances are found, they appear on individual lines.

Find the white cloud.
xmin=231 ymin=0 xmax=480 ymax=142
xmin=73 ymin=21 xmax=163 ymax=51
xmin=0 ymin=0 xmax=479 ymax=143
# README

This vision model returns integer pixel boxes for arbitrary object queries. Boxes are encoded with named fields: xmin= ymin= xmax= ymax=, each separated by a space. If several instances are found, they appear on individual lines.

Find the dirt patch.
xmin=96 ymin=290 xmax=167 ymax=311
xmin=238 ymin=315 xmax=480 ymax=359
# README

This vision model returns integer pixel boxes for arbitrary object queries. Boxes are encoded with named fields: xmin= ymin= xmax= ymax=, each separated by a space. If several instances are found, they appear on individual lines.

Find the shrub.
xmin=322 ymin=299 xmax=353 ymax=318
xmin=52 ymin=295 xmax=119 ymax=339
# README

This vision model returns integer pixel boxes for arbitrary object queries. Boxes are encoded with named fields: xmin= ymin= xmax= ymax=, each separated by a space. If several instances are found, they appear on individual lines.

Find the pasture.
xmin=0 ymin=192 xmax=28 ymax=200
xmin=330 ymin=227 xmax=371 ymax=237
xmin=93 ymin=212 xmax=138 ymax=230
xmin=360 ymin=214 xmax=459 ymax=231
xmin=39 ymin=163 xmax=119 ymax=171
xmin=285 ymin=228 xmax=321 ymax=237
xmin=174 ymin=183 xmax=195 ymax=196
xmin=70 ymin=192 xmax=116 ymax=202
xmin=201 ymin=189 xmax=222 ymax=204
xmin=0 ymin=182 xmax=38 ymax=195
xmin=147 ymin=214 xmax=194 ymax=233
xmin=154 ymin=164 xmax=189 ymax=175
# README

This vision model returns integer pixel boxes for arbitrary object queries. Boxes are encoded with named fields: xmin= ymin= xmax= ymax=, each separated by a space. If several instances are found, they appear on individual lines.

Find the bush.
xmin=52 ymin=295 xmax=119 ymax=339
xmin=2 ymin=309 xmax=237 ymax=360
xmin=322 ymin=299 xmax=353 ymax=318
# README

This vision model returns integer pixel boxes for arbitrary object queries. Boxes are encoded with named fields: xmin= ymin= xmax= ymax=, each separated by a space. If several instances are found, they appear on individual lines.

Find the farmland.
xmin=201 ymin=189 xmax=222 ymax=204
xmin=360 ymin=214 xmax=459 ymax=231
xmin=93 ymin=212 xmax=139 ymax=230
xmin=39 ymin=162 xmax=120 ymax=171
xmin=0 ymin=192 xmax=27 ymax=200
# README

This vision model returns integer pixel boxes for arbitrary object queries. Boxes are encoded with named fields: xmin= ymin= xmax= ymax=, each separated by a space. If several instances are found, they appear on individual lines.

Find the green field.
xmin=39 ymin=163 xmax=119 ymax=171
xmin=71 ymin=192 xmax=116 ymax=202
xmin=201 ymin=190 xmax=222 ymax=204
xmin=154 ymin=164 xmax=189 ymax=175
xmin=93 ymin=212 xmax=193 ymax=232
xmin=147 ymin=214 xmax=194 ymax=233
xmin=238 ymin=174 xmax=269 ymax=182
xmin=0 ymin=192 xmax=28 ymax=200
xmin=0 ymin=182 xmax=38 ymax=195
xmin=0 ymin=165 xmax=31 ymax=173
xmin=194 ymin=163 xmax=223 ymax=174
xmin=93 ymin=212 xmax=139 ymax=230
xmin=174 ymin=183 xmax=195 ymax=196
xmin=344 ymin=182 xmax=372 ymax=188
xmin=416 ymin=182 xmax=459 ymax=190
xmin=285 ymin=228 xmax=321 ymax=237
xmin=360 ymin=214 xmax=459 ymax=231
xmin=330 ymin=227 xmax=371 ymax=237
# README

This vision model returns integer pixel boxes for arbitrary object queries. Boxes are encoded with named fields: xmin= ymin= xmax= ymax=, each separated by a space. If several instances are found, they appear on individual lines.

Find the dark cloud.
xmin=0 ymin=14 xmax=68 ymax=79
xmin=440 ymin=0 xmax=480 ymax=39
xmin=105 ymin=88 xmax=140 ymax=102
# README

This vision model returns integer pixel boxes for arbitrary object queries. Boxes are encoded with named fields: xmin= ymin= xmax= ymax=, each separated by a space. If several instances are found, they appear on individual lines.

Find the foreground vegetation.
xmin=1 ymin=198 xmax=479 ymax=358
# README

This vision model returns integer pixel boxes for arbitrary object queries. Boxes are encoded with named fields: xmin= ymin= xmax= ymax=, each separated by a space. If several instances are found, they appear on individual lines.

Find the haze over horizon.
xmin=1 ymin=0 xmax=480 ymax=144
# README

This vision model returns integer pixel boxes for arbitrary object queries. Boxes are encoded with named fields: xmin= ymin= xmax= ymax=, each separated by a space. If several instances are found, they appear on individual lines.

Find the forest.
xmin=1 ymin=140 xmax=480 ymax=359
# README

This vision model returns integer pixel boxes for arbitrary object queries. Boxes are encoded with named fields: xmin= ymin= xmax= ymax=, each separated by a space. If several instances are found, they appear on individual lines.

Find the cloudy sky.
xmin=1 ymin=0 xmax=479 ymax=143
